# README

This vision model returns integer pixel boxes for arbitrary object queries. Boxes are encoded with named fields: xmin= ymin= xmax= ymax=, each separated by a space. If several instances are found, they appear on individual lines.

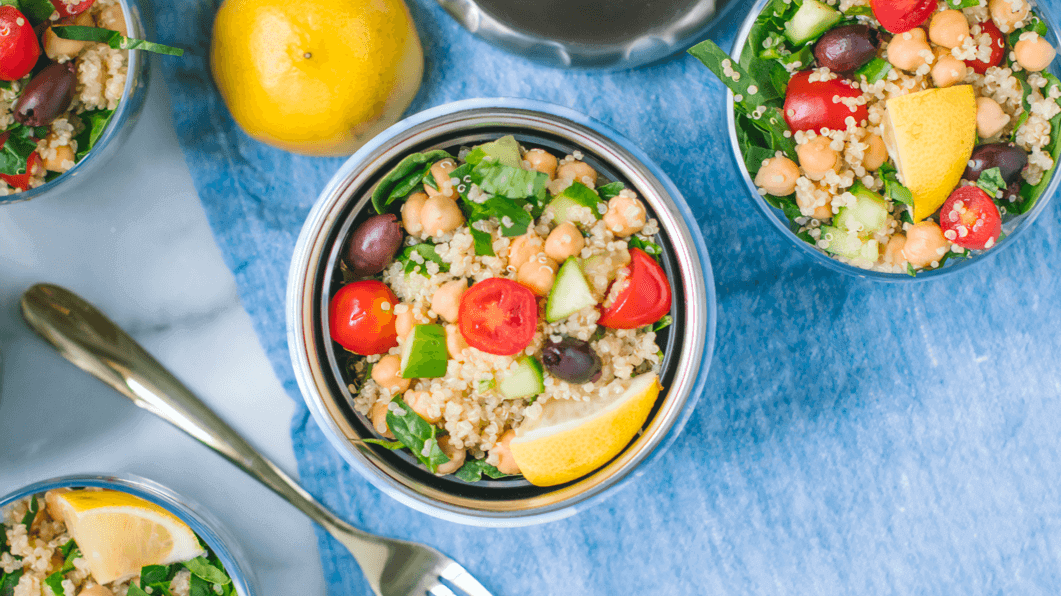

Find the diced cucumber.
xmin=545 ymin=259 xmax=597 ymax=323
xmin=466 ymin=135 xmax=522 ymax=168
xmin=835 ymin=181 xmax=889 ymax=236
xmin=498 ymin=356 xmax=544 ymax=400
xmin=820 ymin=226 xmax=880 ymax=261
xmin=400 ymin=324 xmax=448 ymax=379
xmin=784 ymin=0 xmax=842 ymax=45
xmin=548 ymin=182 xmax=603 ymax=225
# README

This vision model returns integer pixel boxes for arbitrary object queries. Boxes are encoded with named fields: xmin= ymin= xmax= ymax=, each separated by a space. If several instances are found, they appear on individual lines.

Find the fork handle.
xmin=20 ymin=283 xmax=377 ymax=547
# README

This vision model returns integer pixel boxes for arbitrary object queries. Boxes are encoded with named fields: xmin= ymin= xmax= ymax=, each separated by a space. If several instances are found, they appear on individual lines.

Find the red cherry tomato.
xmin=49 ymin=0 xmax=95 ymax=18
xmin=458 ymin=278 xmax=538 ymax=356
xmin=869 ymin=0 xmax=936 ymax=33
xmin=0 ymin=6 xmax=41 ymax=81
xmin=329 ymin=280 xmax=399 ymax=356
xmin=598 ymin=248 xmax=672 ymax=330
xmin=784 ymin=71 xmax=868 ymax=134
xmin=939 ymin=186 xmax=1002 ymax=250
xmin=0 ymin=130 xmax=41 ymax=190
xmin=963 ymin=20 xmax=1006 ymax=74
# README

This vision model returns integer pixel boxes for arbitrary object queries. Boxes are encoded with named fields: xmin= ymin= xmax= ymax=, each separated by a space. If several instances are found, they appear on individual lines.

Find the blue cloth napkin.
xmin=155 ymin=1 xmax=1061 ymax=594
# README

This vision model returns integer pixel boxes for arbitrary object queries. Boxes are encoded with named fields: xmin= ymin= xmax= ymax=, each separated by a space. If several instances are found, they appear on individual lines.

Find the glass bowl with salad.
xmin=287 ymin=98 xmax=716 ymax=526
xmin=0 ymin=474 xmax=258 ymax=596
xmin=691 ymin=0 xmax=1061 ymax=279
xmin=0 ymin=0 xmax=182 ymax=205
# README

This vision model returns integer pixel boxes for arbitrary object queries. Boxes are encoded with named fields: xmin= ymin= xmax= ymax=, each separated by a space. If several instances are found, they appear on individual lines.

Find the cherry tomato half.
xmin=329 ymin=280 xmax=399 ymax=356
xmin=784 ymin=71 xmax=868 ymax=134
xmin=939 ymin=186 xmax=1002 ymax=250
xmin=598 ymin=248 xmax=672 ymax=330
xmin=458 ymin=278 xmax=538 ymax=356
xmin=0 ymin=130 xmax=41 ymax=190
xmin=964 ymin=20 xmax=1006 ymax=75
xmin=869 ymin=0 xmax=936 ymax=33
xmin=49 ymin=0 xmax=95 ymax=18
xmin=0 ymin=6 xmax=41 ymax=82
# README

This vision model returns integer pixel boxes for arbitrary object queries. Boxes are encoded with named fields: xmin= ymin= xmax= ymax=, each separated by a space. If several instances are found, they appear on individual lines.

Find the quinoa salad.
xmin=691 ymin=0 xmax=1061 ymax=274
xmin=327 ymin=135 xmax=674 ymax=485
xmin=1 ymin=489 xmax=237 ymax=596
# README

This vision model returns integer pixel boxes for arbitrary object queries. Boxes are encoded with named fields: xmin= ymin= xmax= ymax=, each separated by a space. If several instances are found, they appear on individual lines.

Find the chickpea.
xmin=516 ymin=256 xmax=558 ymax=296
xmin=79 ymin=586 xmax=115 ymax=596
xmin=525 ymin=148 xmax=557 ymax=180
xmin=902 ymin=221 xmax=950 ymax=268
xmin=445 ymin=324 xmax=468 ymax=360
xmin=931 ymin=54 xmax=968 ymax=88
xmin=401 ymin=192 xmax=428 ymax=235
xmin=431 ymin=279 xmax=466 ymax=323
xmin=796 ymin=136 xmax=839 ymax=181
xmin=395 ymin=303 xmax=428 ymax=341
xmin=990 ymin=0 xmax=1030 ymax=33
xmin=929 ymin=10 xmax=970 ymax=49
xmin=543 ymin=221 xmax=585 ymax=262
xmin=370 ymin=400 xmax=395 ymax=439
xmin=96 ymin=4 xmax=128 ymax=36
xmin=404 ymin=390 xmax=442 ymax=424
xmin=976 ymin=96 xmax=1009 ymax=138
xmin=371 ymin=355 xmax=410 ymax=394
xmin=434 ymin=436 xmax=467 ymax=475
xmin=863 ymin=134 xmax=888 ymax=172
xmin=556 ymin=160 xmax=597 ymax=186
xmin=506 ymin=233 xmax=544 ymax=270
xmin=493 ymin=429 xmax=521 ymax=475
xmin=426 ymin=159 xmax=458 ymax=199
xmin=603 ymin=194 xmax=647 ymax=237
xmin=883 ymin=234 xmax=908 ymax=268
xmin=754 ymin=156 xmax=800 ymax=196
xmin=420 ymin=195 xmax=465 ymax=237
xmin=1014 ymin=34 xmax=1056 ymax=72
xmin=887 ymin=28 xmax=932 ymax=72
xmin=44 ymin=488 xmax=71 ymax=522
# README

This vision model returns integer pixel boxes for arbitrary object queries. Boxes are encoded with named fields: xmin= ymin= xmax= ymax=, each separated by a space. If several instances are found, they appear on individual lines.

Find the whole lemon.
xmin=211 ymin=0 xmax=423 ymax=156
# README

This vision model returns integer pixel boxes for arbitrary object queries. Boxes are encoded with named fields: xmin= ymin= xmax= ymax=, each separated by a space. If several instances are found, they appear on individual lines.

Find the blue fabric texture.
xmin=155 ymin=1 xmax=1061 ymax=594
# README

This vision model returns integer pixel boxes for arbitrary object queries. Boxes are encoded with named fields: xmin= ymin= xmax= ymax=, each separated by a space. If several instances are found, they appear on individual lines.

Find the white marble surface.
xmin=0 ymin=67 xmax=325 ymax=595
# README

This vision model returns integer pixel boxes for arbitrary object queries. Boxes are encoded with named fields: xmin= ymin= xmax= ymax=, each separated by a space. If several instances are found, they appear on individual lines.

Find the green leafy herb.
xmin=472 ymin=161 xmax=548 ymax=203
xmin=483 ymin=197 xmax=533 ymax=237
xmin=8 ymin=0 xmax=56 ymax=26
xmin=945 ymin=0 xmax=981 ymax=8
xmin=139 ymin=564 xmax=176 ymax=595
xmin=370 ymin=150 xmax=452 ymax=213
xmin=906 ymin=262 xmax=918 ymax=277
xmin=855 ymin=58 xmax=892 ymax=84
xmin=20 ymin=496 xmax=38 ymax=529
xmin=52 ymin=26 xmax=184 ymax=55
xmin=652 ymin=315 xmax=673 ymax=332
xmin=467 ymin=220 xmax=494 ymax=256
xmin=74 ymin=109 xmax=115 ymax=161
xmin=44 ymin=572 xmax=66 ymax=596
xmin=596 ymin=181 xmax=625 ymax=200
xmin=184 ymin=557 xmax=231 ymax=585
xmin=363 ymin=438 xmax=405 ymax=450
xmin=386 ymin=162 xmax=432 ymax=204
xmin=976 ymin=167 xmax=1006 ymax=197
xmin=1016 ymin=73 xmax=1061 ymax=214
xmin=627 ymin=236 xmax=663 ymax=256
xmin=385 ymin=397 xmax=450 ymax=473
xmin=1007 ymin=15 xmax=1048 ymax=49
xmin=397 ymin=243 xmax=450 ymax=276
xmin=0 ymin=124 xmax=41 ymax=176
xmin=454 ymin=459 xmax=511 ymax=483
xmin=844 ymin=5 xmax=875 ymax=16
xmin=688 ymin=39 xmax=777 ymax=116
xmin=0 ymin=524 xmax=8 ymax=558
xmin=879 ymin=163 xmax=914 ymax=206
xmin=1 ymin=570 xmax=25 ymax=596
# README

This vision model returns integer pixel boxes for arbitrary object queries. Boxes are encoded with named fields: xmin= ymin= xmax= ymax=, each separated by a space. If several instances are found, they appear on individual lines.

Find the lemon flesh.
xmin=510 ymin=372 xmax=661 ymax=487
xmin=55 ymin=490 xmax=206 ymax=585
xmin=211 ymin=0 xmax=423 ymax=156
xmin=883 ymin=85 xmax=977 ymax=222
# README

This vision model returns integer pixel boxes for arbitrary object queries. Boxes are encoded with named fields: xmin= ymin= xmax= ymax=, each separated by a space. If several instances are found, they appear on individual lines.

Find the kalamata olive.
xmin=963 ymin=143 xmax=1029 ymax=185
xmin=541 ymin=337 xmax=602 ymax=385
xmin=345 ymin=213 xmax=404 ymax=277
xmin=13 ymin=61 xmax=77 ymax=127
xmin=813 ymin=25 xmax=879 ymax=73
xmin=1000 ymin=178 xmax=1022 ymax=204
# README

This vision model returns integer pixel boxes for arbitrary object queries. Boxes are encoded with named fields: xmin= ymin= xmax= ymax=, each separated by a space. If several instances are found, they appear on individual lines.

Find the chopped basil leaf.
xmin=976 ymin=167 xmax=1006 ymax=197
xmin=370 ymin=150 xmax=452 ymax=213
xmin=44 ymin=572 xmax=66 ymax=596
xmin=2 ymin=570 xmax=25 ymax=596
xmin=627 ymin=236 xmax=663 ymax=256
xmin=184 ymin=557 xmax=231 ymax=585
xmin=52 ymin=26 xmax=184 ymax=56
xmin=651 ymin=315 xmax=673 ymax=332
xmin=74 ymin=109 xmax=114 ymax=161
xmin=385 ymin=396 xmax=450 ymax=473
xmin=468 ymin=222 xmax=494 ymax=256
xmin=855 ymin=57 xmax=892 ymax=84
xmin=363 ymin=438 xmax=405 ymax=450
xmin=0 ymin=124 xmax=39 ymax=176
xmin=20 ymin=496 xmax=38 ymax=529
xmin=397 ymin=242 xmax=450 ymax=276
xmin=596 ymin=181 xmax=625 ymax=200
xmin=879 ymin=163 xmax=914 ymax=206
xmin=455 ymin=459 xmax=511 ymax=483
xmin=906 ymin=262 xmax=917 ymax=277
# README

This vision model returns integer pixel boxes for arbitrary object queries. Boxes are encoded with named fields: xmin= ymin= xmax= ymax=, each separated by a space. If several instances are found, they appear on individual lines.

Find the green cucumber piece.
xmin=549 ymin=182 xmax=604 ymax=225
xmin=466 ymin=135 xmax=522 ymax=168
xmin=785 ymin=0 xmax=842 ymax=45
xmin=545 ymin=259 xmax=597 ymax=322
xmin=498 ymin=356 xmax=544 ymax=400
xmin=819 ymin=225 xmax=878 ymax=261
xmin=835 ymin=181 xmax=889 ymax=236
xmin=400 ymin=324 xmax=448 ymax=379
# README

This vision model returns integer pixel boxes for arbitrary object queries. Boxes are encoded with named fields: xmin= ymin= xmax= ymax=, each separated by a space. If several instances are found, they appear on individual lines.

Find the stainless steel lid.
xmin=437 ymin=0 xmax=736 ymax=70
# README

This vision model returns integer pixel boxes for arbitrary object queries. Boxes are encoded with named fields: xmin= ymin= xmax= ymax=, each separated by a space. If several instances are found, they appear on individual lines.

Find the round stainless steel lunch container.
xmin=287 ymin=98 xmax=716 ymax=526
xmin=0 ymin=474 xmax=259 ymax=596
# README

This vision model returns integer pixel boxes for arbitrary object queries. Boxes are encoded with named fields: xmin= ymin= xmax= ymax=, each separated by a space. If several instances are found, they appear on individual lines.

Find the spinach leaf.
xmin=0 ymin=125 xmax=40 ymax=176
xmin=51 ymin=26 xmax=184 ymax=55
xmin=384 ymin=162 xmax=433 ymax=207
xmin=596 ymin=181 xmax=625 ymax=200
xmin=652 ymin=315 xmax=673 ymax=332
xmin=139 ymin=564 xmax=175 ymax=587
xmin=627 ymin=236 xmax=663 ymax=256
xmin=481 ymin=197 xmax=532 ymax=237
xmin=12 ymin=0 xmax=55 ymax=25
xmin=44 ymin=572 xmax=65 ymax=596
xmin=467 ymin=220 xmax=495 ymax=256
xmin=688 ymin=39 xmax=778 ymax=114
xmin=74 ymin=109 xmax=114 ymax=161
xmin=385 ymin=397 xmax=450 ymax=473
xmin=906 ymin=262 xmax=918 ymax=277
xmin=397 ymin=242 xmax=450 ymax=276
xmin=0 ymin=524 xmax=8 ymax=557
xmin=20 ymin=496 xmax=38 ymax=529
xmin=1 ymin=570 xmax=24 ymax=596
xmin=184 ymin=556 xmax=231 ymax=585
xmin=879 ymin=163 xmax=914 ymax=206
xmin=1017 ymin=73 xmax=1061 ymax=213
xmin=363 ymin=438 xmax=405 ymax=449
xmin=976 ymin=167 xmax=1005 ymax=197
xmin=472 ymin=161 xmax=547 ymax=202
xmin=455 ymin=459 xmax=511 ymax=483
xmin=855 ymin=58 xmax=892 ymax=84
xmin=370 ymin=150 xmax=452 ymax=213
xmin=127 ymin=585 xmax=152 ymax=596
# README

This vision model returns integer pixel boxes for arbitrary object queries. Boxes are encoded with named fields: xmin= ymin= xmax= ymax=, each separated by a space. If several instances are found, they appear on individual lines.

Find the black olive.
xmin=345 ymin=214 xmax=404 ymax=277
xmin=963 ymin=143 xmax=1029 ymax=185
xmin=13 ymin=62 xmax=78 ymax=128
xmin=814 ymin=25 xmax=879 ymax=73
xmin=541 ymin=337 xmax=602 ymax=385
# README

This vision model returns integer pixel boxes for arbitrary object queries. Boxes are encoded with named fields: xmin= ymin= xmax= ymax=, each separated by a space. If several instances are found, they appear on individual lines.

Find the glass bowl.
xmin=0 ymin=474 xmax=258 ymax=595
xmin=0 ymin=0 xmax=151 ymax=206
xmin=287 ymin=98 xmax=716 ymax=526
xmin=728 ymin=0 xmax=1061 ymax=281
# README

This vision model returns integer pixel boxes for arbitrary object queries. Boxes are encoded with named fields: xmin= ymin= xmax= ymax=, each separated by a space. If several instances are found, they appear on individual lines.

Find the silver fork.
xmin=20 ymin=283 xmax=494 ymax=596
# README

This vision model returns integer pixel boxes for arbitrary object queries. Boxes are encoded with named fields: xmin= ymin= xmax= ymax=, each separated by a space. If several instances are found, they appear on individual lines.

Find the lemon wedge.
xmin=54 ymin=490 xmax=206 ymax=585
xmin=510 ymin=372 xmax=661 ymax=487
xmin=882 ymin=85 xmax=977 ymax=222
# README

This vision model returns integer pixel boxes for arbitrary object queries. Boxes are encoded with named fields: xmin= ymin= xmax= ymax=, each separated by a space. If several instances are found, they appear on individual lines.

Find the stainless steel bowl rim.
xmin=287 ymin=97 xmax=716 ymax=526
xmin=727 ymin=0 xmax=1061 ymax=282
xmin=0 ymin=473 xmax=258 ymax=596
